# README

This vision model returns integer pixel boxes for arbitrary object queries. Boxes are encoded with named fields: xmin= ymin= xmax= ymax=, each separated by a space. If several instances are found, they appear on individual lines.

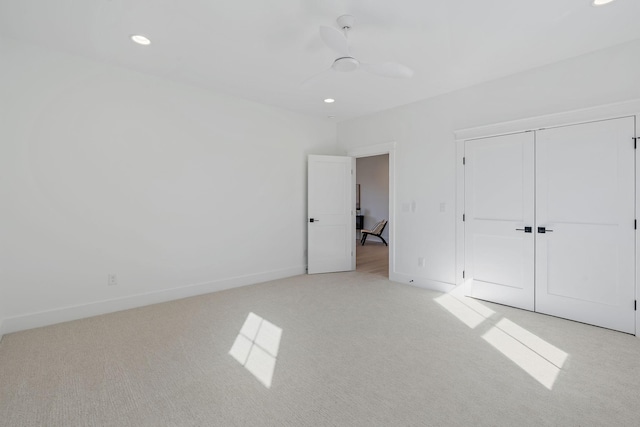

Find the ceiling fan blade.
xmin=319 ymin=26 xmax=349 ymax=56
xmin=361 ymin=62 xmax=414 ymax=78
xmin=300 ymin=67 xmax=332 ymax=86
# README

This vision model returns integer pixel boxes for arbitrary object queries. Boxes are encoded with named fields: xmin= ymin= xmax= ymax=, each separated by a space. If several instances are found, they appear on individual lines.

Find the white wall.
xmin=0 ymin=36 xmax=338 ymax=332
xmin=0 ymin=288 xmax=5 ymax=340
xmin=338 ymin=39 xmax=640 ymax=290
xmin=356 ymin=155 xmax=389 ymax=241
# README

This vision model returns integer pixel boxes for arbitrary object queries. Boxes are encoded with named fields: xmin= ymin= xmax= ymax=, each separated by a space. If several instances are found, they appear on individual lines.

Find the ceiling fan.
xmin=318 ymin=14 xmax=414 ymax=79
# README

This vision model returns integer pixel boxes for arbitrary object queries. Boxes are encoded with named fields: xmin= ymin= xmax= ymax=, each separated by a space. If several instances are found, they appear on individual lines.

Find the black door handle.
xmin=309 ymin=218 xmax=319 ymax=223
xmin=538 ymin=226 xmax=553 ymax=233
xmin=516 ymin=227 xmax=532 ymax=233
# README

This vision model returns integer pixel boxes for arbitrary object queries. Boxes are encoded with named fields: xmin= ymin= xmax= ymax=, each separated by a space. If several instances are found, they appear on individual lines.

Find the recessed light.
xmin=592 ymin=0 xmax=615 ymax=6
xmin=324 ymin=98 xmax=335 ymax=103
xmin=131 ymin=34 xmax=151 ymax=45
xmin=328 ymin=116 xmax=336 ymax=119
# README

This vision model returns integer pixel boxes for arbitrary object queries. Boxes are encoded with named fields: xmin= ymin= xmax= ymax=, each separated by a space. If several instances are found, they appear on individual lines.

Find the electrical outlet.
xmin=108 ymin=274 xmax=118 ymax=286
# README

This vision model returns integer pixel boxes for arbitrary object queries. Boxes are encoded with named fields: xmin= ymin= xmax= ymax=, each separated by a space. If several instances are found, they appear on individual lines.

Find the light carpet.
xmin=1 ymin=271 xmax=639 ymax=426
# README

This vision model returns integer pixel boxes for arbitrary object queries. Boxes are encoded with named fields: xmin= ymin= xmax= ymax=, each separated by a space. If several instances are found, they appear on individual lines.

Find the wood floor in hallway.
xmin=356 ymin=240 xmax=388 ymax=277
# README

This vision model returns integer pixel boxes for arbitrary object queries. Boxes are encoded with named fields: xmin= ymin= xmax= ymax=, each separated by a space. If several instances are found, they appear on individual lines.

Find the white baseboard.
xmin=2 ymin=266 xmax=305 ymax=335
xmin=390 ymin=272 xmax=455 ymax=293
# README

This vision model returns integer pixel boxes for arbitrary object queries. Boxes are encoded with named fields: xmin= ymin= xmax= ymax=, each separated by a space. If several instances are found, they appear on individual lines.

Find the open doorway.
xmin=355 ymin=154 xmax=389 ymax=277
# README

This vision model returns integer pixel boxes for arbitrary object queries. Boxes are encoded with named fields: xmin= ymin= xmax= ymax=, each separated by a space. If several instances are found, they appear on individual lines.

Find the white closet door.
xmin=465 ymin=132 xmax=535 ymax=310
xmin=536 ymin=117 xmax=635 ymax=334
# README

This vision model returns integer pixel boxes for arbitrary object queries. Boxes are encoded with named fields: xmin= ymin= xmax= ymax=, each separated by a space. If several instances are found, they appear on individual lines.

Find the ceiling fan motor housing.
xmin=337 ymin=14 xmax=355 ymax=30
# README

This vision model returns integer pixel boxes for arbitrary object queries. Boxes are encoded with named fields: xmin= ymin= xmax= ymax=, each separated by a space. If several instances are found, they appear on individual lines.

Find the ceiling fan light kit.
xmin=332 ymin=57 xmax=359 ymax=72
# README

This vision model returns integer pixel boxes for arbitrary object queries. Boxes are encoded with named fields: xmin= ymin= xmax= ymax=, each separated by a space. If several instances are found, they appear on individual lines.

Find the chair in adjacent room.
xmin=360 ymin=219 xmax=388 ymax=246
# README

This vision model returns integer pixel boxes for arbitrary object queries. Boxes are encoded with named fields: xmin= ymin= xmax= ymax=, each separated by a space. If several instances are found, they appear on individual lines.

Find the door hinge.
xmin=634 ymin=137 xmax=637 ymax=149
xmin=635 ymin=300 xmax=637 ymax=311
xmin=635 ymin=219 xmax=637 ymax=230
xmin=462 ymin=270 xmax=465 ymax=279
xmin=463 ymin=214 xmax=466 ymax=222
xmin=463 ymin=157 xmax=466 ymax=165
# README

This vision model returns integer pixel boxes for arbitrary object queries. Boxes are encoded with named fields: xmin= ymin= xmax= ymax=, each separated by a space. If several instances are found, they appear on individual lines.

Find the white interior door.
xmin=535 ymin=117 xmax=636 ymax=334
xmin=308 ymin=155 xmax=355 ymax=274
xmin=465 ymin=132 xmax=535 ymax=310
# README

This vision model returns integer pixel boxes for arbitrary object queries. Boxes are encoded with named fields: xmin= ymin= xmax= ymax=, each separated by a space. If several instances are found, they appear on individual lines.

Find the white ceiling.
xmin=1 ymin=0 xmax=639 ymax=120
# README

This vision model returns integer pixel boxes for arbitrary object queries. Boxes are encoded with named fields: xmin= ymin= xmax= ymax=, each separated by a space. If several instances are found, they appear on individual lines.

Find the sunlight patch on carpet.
xmin=436 ymin=291 xmax=568 ymax=390
xmin=434 ymin=294 xmax=488 ymax=328
xmin=494 ymin=318 xmax=568 ymax=368
xmin=482 ymin=326 xmax=561 ymax=390
xmin=229 ymin=312 xmax=282 ymax=388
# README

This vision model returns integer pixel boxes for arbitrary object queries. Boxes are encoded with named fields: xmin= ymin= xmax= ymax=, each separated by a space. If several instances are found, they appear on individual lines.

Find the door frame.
xmin=454 ymin=98 xmax=640 ymax=336
xmin=348 ymin=142 xmax=396 ymax=279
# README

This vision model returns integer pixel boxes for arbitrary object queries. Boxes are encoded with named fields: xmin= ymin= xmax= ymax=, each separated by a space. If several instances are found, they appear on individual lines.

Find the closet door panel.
xmin=465 ymin=132 xmax=535 ymax=310
xmin=535 ymin=117 xmax=635 ymax=334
